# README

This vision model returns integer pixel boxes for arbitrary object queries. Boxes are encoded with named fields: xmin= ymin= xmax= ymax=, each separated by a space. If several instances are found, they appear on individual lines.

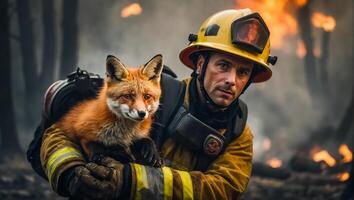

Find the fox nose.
xmin=138 ymin=111 xmax=146 ymax=118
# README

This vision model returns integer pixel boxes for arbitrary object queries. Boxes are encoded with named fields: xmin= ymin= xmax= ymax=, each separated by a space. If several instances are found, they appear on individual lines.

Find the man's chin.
xmin=211 ymin=98 xmax=233 ymax=108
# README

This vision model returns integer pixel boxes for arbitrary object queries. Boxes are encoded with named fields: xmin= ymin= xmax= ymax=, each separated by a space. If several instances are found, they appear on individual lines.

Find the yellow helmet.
xmin=179 ymin=9 xmax=277 ymax=83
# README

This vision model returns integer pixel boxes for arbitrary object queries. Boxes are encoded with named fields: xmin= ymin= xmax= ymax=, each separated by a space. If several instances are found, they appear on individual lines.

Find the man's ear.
xmin=106 ymin=55 xmax=130 ymax=82
xmin=196 ymin=55 xmax=205 ymax=74
xmin=141 ymin=54 xmax=163 ymax=83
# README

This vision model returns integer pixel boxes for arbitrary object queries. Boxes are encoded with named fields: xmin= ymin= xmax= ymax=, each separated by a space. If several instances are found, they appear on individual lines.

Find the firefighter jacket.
xmin=40 ymin=77 xmax=254 ymax=200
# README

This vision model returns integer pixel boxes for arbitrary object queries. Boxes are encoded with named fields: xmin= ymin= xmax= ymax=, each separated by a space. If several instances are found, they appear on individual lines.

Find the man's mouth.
xmin=218 ymin=89 xmax=234 ymax=96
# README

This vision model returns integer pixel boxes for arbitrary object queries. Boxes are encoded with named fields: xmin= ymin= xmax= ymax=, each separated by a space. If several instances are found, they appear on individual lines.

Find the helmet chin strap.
xmin=196 ymin=52 xmax=257 ymax=110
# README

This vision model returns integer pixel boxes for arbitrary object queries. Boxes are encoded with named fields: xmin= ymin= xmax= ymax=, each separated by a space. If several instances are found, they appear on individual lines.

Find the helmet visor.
xmin=231 ymin=13 xmax=269 ymax=54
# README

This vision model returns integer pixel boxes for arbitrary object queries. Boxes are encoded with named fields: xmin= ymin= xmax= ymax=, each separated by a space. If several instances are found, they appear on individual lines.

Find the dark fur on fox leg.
xmin=89 ymin=142 xmax=135 ymax=164
xmin=131 ymin=137 xmax=163 ymax=167
xmin=88 ymin=139 xmax=162 ymax=167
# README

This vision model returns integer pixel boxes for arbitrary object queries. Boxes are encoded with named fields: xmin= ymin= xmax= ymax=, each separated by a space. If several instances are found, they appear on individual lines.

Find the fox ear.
xmin=106 ymin=55 xmax=130 ymax=82
xmin=142 ymin=54 xmax=163 ymax=83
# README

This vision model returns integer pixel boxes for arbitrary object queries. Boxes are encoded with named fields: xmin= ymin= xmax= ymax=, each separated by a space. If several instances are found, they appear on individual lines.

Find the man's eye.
xmin=218 ymin=63 xmax=229 ymax=71
xmin=144 ymin=94 xmax=152 ymax=100
xmin=237 ymin=68 xmax=250 ymax=76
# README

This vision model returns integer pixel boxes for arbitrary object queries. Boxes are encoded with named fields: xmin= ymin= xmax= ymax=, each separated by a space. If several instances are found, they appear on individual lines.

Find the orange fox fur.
xmin=57 ymin=54 xmax=163 ymax=159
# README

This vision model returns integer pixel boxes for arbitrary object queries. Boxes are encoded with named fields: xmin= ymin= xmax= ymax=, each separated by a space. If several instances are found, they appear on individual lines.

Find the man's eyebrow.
xmin=218 ymin=59 xmax=232 ymax=65
xmin=238 ymin=64 xmax=253 ymax=72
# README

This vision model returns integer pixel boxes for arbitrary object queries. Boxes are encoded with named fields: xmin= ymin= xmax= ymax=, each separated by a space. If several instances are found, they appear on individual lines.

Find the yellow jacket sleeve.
xmin=129 ymin=125 xmax=253 ymax=200
xmin=40 ymin=124 xmax=86 ymax=193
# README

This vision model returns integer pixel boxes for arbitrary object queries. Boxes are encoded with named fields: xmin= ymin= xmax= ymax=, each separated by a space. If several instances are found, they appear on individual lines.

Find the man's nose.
xmin=224 ymin=73 xmax=236 ymax=86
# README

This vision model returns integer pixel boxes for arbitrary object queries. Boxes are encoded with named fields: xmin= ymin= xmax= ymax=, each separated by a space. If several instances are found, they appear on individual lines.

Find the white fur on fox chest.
xmin=96 ymin=119 xmax=144 ymax=147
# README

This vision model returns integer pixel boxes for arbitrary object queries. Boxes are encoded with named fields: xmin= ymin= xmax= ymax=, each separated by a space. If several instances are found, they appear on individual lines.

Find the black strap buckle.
xmin=167 ymin=106 xmax=225 ymax=156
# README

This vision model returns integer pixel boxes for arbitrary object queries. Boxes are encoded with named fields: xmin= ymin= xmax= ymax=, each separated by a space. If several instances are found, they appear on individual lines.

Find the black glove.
xmin=62 ymin=164 xmax=121 ymax=200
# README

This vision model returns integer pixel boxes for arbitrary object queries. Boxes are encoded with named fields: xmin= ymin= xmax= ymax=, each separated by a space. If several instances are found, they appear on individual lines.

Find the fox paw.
xmin=131 ymin=138 xmax=163 ymax=167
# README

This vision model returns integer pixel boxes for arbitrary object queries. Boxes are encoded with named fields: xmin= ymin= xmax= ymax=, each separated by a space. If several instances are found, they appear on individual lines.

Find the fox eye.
xmin=122 ymin=94 xmax=133 ymax=100
xmin=144 ymin=94 xmax=152 ymax=100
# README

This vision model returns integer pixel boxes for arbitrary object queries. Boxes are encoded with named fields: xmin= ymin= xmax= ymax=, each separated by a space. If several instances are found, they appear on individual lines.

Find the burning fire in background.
xmin=235 ymin=0 xmax=337 ymax=58
xmin=310 ymin=144 xmax=352 ymax=181
xmin=267 ymin=157 xmax=283 ymax=168
xmin=338 ymin=172 xmax=350 ymax=182
xmin=311 ymin=12 xmax=336 ymax=32
xmin=262 ymin=134 xmax=352 ymax=176
xmin=311 ymin=149 xmax=336 ymax=167
xmin=121 ymin=3 xmax=142 ymax=18
xmin=235 ymin=0 xmax=306 ymax=49
xmin=310 ymin=144 xmax=352 ymax=167
xmin=339 ymin=144 xmax=353 ymax=163
xmin=296 ymin=40 xmax=306 ymax=59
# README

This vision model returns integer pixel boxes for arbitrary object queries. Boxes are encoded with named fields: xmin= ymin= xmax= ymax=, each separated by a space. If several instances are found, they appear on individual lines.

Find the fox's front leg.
xmin=131 ymin=137 xmax=163 ymax=167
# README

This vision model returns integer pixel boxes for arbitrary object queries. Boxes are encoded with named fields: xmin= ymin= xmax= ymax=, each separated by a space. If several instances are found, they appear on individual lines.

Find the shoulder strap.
xmin=194 ymin=99 xmax=248 ymax=171
xmin=228 ymin=99 xmax=248 ymax=144
xmin=150 ymin=74 xmax=186 ymax=148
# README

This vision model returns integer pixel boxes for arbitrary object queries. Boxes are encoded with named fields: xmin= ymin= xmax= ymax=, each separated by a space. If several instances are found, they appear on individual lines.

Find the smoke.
xmin=10 ymin=0 xmax=352 ymax=161
xmin=77 ymin=0 xmax=234 ymax=77
xmin=242 ymin=0 xmax=353 ymax=162
xmin=77 ymin=0 xmax=353 ymax=161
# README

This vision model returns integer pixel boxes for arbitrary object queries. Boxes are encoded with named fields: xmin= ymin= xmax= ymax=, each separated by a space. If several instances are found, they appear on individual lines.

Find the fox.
xmin=56 ymin=54 xmax=164 ymax=167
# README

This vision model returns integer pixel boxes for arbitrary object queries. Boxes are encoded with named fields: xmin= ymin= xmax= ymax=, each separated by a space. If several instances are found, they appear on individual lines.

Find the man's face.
xmin=196 ymin=52 xmax=254 ymax=107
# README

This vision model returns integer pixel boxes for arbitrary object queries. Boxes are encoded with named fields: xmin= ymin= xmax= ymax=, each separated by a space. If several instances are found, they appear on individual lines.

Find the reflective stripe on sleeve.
xmin=133 ymin=164 xmax=175 ymax=200
xmin=46 ymin=147 xmax=82 ymax=183
xmin=132 ymin=164 xmax=193 ymax=200
xmin=134 ymin=164 xmax=149 ymax=200
xmin=162 ymin=167 xmax=173 ymax=200
xmin=176 ymin=170 xmax=194 ymax=200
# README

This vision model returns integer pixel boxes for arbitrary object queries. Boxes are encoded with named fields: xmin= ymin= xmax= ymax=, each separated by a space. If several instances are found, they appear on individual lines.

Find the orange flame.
xmin=294 ymin=0 xmax=308 ymax=7
xmin=266 ymin=157 xmax=282 ymax=168
xmin=338 ymin=172 xmax=350 ymax=182
xmin=235 ymin=0 xmax=306 ymax=49
xmin=312 ymin=150 xmax=336 ymax=167
xmin=311 ymin=12 xmax=336 ymax=32
xmin=121 ymin=3 xmax=142 ymax=18
xmin=262 ymin=137 xmax=272 ymax=151
xmin=339 ymin=144 xmax=353 ymax=163
xmin=296 ymin=40 xmax=306 ymax=58
xmin=297 ymin=40 xmax=321 ymax=58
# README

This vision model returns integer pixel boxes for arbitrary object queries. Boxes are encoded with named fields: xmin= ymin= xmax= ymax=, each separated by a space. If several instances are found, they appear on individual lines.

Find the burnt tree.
xmin=319 ymin=31 xmax=330 ymax=95
xmin=16 ymin=0 xmax=58 ymax=128
xmin=60 ymin=0 xmax=79 ymax=78
xmin=40 ymin=0 xmax=56 ymax=91
xmin=16 ymin=0 xmax=40 ymax=126
xmin=0 ymin=0 xmax=22 ymax=162
xmin=335 ymin=0 xmax=354 ymax=144
xmin=297 ymin=0 xmax=320 ymax=98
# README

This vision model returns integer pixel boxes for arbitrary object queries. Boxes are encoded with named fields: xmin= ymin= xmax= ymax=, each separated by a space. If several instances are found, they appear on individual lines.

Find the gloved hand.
xmin=66 ymin=161 xmax=123 ymax=200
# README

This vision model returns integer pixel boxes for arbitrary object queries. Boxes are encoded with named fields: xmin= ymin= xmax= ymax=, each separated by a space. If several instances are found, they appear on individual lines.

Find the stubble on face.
xmin=197 ymin=52 xmax=253 ymax=108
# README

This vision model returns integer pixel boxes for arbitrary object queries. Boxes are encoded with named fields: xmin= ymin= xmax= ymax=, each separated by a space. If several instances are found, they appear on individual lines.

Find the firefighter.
xmin=40 ymin=8 xmax=277 ymax=199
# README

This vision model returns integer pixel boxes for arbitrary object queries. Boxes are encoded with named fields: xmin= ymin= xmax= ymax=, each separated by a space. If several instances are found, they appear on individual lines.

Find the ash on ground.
xmin=242 ymin=172 xmax=347 ymax=200
xmin=0 ymin=158 xmax=350 ymax=200
xmin=0 ymin=159 xmax=64 ymax=200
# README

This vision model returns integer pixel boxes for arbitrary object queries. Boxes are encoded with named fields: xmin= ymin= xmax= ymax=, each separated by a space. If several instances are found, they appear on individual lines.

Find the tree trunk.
xmin=340 ymin=4 xmax=354 ymax=198
xmin=0 ymin=0 xmax=22 ymax=162
xmin=297 ymin=1 xmax=320 ymax=98
xmin=59 ymin=0 xmax=79 ymax=79
xmin=16 ymin=0 xmax=38 ymax=94
xmin=40 ymin=0 xmax=56 ymax=91
xmin=335 ymin=0 xmax=354 ymax=143
xmin=16 ymin=0 xmax=40 ymax=126
xmin=319 ymin=31 xmax=330 ymax=95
